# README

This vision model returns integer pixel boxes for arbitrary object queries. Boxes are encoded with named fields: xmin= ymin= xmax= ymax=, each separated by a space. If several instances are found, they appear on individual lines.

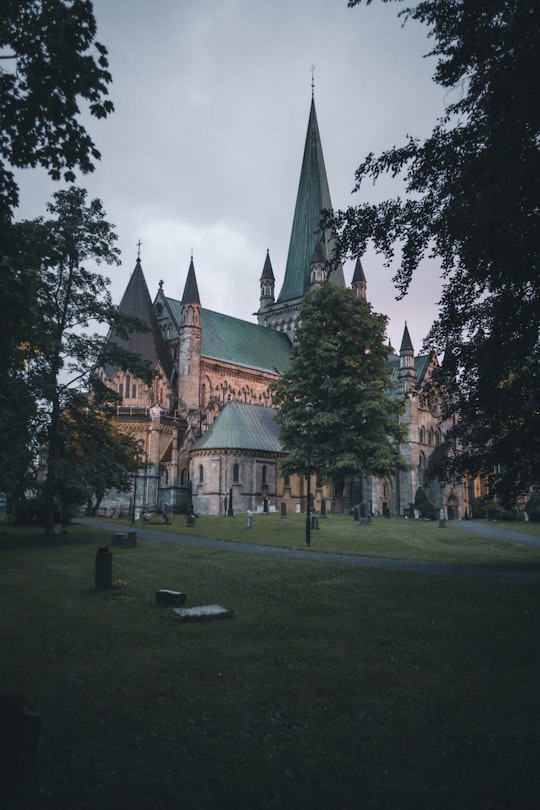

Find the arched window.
xmin=125 ymin=375 xmax=131 ymax=398
xmin=284 ymin=474 xmax=290 ymax=487
xmin=119 ymin=383 xmax=124 ymax=398
xmin=262 ymin=465 xmax=267 ymax=484
xmin=420 ymin=426 xmax=426 ymax=444
xmin=233 ymin=463 xmax=239 ymax=483
xmin=180 ymin=469 xmax=187 ymax=485
xmin=132 ymin=383 xmax=137 ymax=399
xmin=198 ymin=465 xmax=203 ymax=483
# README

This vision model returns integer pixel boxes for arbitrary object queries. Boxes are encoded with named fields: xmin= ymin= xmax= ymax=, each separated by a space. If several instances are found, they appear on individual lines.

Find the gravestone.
xmin=95 ymin=547 xmax=112 ymax=590
xmin=156 ymin=589 xmax=186 ymax=606
xmin=320 ymin=499 xmax=326 ymax=519
xmin=186 ymin=514 xmax=196 ymax=528
xmin=280 ymin=502 xmax=287 ymax=518
xmin=111 ymin=532 xmax=136 ymax=548
xmin=0 ymin=695 xmax=41 ymax=792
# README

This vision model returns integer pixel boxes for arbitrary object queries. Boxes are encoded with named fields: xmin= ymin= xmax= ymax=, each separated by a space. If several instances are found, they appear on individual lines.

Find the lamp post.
xmin=305 ymin=402 xmax=314 ymax=546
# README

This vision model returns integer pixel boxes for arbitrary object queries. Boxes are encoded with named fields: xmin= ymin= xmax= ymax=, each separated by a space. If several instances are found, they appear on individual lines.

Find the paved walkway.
xmin=76 ymin=518 xmax=540 ymax=583
xmin=450 ymin=519 xmax=540 ymax=547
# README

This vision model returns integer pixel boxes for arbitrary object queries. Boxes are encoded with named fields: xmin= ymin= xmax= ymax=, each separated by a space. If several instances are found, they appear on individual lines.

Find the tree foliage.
xmin=332 ymin=1 xmax=540 ymax=502
xmin=59 ymin=398 xmax=143 ymax=517
xmin=0 ymin=0 xmax=113 ymax=220
xmin=271 ymin=285 xmax=406 ymax=510
xmin=3 ymin=187 xmax=155 ymax=530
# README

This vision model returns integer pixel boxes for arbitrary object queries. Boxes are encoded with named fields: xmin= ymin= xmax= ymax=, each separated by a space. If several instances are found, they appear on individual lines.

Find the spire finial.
xmin=136 ymin=239 xmax=142 ymax=260
xmin=310 ymin=63 xmax=316 ymax=97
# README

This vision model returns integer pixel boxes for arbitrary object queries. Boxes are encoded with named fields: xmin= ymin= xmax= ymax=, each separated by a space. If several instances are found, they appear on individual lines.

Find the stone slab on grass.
xmin=156 ymin=589 xmax=186 ymax=606
xmin=172 ymin=604 xmax=232 ymax=621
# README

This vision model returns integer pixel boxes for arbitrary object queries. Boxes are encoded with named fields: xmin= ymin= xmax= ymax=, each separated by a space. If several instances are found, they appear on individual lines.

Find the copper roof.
xmin=277 ymin=98 xmax=345 ymax=302
xmin=193 ymin=401 xmax=283 ymax=452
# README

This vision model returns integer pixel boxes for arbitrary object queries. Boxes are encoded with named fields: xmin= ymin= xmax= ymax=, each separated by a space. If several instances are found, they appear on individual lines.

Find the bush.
xmin=525 ymin=492 xmax=540 ymax=522
xmin=414 ymin=487 xmax=437 ymax=521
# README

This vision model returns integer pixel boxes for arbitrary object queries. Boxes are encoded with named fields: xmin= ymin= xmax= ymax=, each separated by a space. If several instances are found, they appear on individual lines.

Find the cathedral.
xmin=102 ymin=94 xmax=470 ymax=520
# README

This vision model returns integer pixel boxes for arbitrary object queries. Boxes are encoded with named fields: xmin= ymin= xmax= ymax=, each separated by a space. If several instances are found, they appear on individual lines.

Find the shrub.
xmin=414 ymin=487 xmax=437 ymax=521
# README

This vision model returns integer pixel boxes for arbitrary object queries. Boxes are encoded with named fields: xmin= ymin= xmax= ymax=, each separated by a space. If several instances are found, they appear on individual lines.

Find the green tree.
xmin=0 ymin=0 xmax=114 ymax=453
xmin=0 ymin=0 xmax=113 ymax=219
xmin=271 ymin=285 xmax=406 ymax=511
xmin=331 ymin=1 xmax=540 ymax=502
xmin=59 ymin=399 xmax=144 ymax=517
xmin=19 ymin=187 xmax=154 ymax=532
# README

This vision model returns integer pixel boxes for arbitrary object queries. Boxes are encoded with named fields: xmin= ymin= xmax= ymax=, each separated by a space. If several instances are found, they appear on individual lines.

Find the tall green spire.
xmin=277 ymin=97 xmax=345 ymax=303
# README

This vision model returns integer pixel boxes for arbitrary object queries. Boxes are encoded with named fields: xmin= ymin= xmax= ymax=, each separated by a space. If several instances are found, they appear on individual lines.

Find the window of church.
xmin=262 ymin=465 xmax=267 ymax=485
xmin=132 ymin=384 xmax=137 ymax=399
xmin=125 ymin=375 xmax=131 ymax=399
xmin=199 ymin=465 xmax=203 ymax=483
xmin=233 ymin=464 xmax=239 ymax=483
xmin=119 ymin=383 xmax=123 ymax=398
xmin=180 ymin=469 xmax=187 ymax=485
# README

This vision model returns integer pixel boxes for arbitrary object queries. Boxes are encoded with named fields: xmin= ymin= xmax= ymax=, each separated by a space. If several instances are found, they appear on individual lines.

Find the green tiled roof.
xmin=165 ymin=296 xmax=292 ymax=375
xmin=388 ymin=353 xmax=433 ymax=391
xmin=194 ymin=402 xmax=283 ymax=452
xmin=277 ymin=98 xmax=345 ymax=302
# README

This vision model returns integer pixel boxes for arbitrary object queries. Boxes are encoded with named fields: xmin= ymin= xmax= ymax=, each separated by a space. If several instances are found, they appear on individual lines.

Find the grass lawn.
xmin=99 ymin=511 xmax=540 ymax=569
xmin=1 ymin=521 xmax=539 ymax=809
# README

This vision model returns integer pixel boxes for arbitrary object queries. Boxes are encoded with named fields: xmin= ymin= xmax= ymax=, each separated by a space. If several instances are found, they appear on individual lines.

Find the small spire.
xmin=182 ymin=256 xmax=201 ymax=306
xmin=136 ymin=239 xmax=142 ymax=261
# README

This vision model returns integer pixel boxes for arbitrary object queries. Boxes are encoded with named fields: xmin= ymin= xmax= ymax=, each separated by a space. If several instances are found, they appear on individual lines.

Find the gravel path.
xmin=76 ymin=518 xmax=540 ymax=583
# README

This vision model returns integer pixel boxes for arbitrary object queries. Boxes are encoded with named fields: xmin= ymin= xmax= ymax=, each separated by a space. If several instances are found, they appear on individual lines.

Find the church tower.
xmin=351 ymin=257 xmax=367 ymax=300
xmin=178 ymin=257 xmax=201 ymax=414
xmin=259 ymin=94 xmax=345 ymax=336
xmin=257 ymin=250 xmax=275 ymax=325
xmin=398 ymin=323 xmax=417 ymax=395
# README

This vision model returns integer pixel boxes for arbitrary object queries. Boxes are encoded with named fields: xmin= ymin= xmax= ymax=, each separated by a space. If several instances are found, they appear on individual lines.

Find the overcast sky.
xmin=17 ymin=0 xmax=449 ymax=353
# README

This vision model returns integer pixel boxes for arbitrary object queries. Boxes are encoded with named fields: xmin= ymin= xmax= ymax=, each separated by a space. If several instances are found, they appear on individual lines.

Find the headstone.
xmin=353 ymin=507 xmax=359 ymax=522
xmin=263 ymin=498 xmax=269 ymax=513
xmin=311 ymin=516 xmax=319 ymax=530
xmin=246 ymin=511 xmax=253 ymax=530
xmin=156 ymin=589 xmax=186 ymax=606
xmin=111 ymin=532 xmax=137 ymax=548
xmin=320 ymin=499 xmax=326 ymax=519
xmin=186 ymin=514 xmax=196 ymax=528
xmin=280 ymin=502 xmax=287 ymax=518
xmin=95 ymin=547 xmax=112 ymax=590
xmin=0 ymin=695 xmax=41 ymax=791
xmin=172 ymin=604 xmax=232 ymax=621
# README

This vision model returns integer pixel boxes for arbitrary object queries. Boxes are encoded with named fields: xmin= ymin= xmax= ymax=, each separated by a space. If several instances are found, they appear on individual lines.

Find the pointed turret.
xmin=257 ymin=250 xmax=275 ymax=323
xmin=182 ymin=256 xmax=201 ymax=308
xmin=178 ymin=256 xmax=201 ymax=411
xmin=277 ymin=97 xmax=345 ymax=303
xmin=104 ymin=257 xmax=172 ymax=379
xmin=351 ymin=257 xmax=367 ymax=300
xmin=398 ymin=322 xmax=417 ymax=394
xmin=310 ymin=239 xmax=327 ymax=289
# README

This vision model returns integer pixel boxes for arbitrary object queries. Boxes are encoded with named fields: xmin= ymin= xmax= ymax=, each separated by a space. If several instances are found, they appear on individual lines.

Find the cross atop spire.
xmin=310 ymin=63 xmax=316 ymax=97
xmin=136 ymin=239 xmax=142 ymax=260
